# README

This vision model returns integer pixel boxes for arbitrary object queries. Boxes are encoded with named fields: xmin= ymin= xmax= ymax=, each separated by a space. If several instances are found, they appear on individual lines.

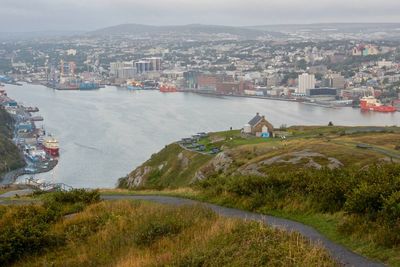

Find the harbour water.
xmin=4 ymin=83 xmax=399 ymax=188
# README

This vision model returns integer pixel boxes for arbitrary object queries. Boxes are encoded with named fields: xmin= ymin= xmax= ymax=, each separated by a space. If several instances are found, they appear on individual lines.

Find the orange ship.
xmin=159 ymin=84 xmax=177 ymax=93
xmin=360 ymin=96 xmax=397 ymax=113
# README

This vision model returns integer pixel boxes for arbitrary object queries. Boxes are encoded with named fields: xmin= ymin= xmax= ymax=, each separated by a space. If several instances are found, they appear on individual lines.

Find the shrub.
xmin=48 ymin=189 xmax=100 ymax=205
xmin=196 ymin=163 xmax=400 ymax=248
xmin=0 ymin=205 xmax=64 ymax=265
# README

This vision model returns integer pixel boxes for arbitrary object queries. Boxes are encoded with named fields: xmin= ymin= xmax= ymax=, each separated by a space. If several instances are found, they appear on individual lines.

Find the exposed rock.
xmin=178 ymin=152 xmax=189 ymax=169
xmin=192 ymin=152 xmax=233 ymax=182
xmin=158 ymin=162 xmax=166 ymax=171
xmin=238 ymin=150 xmax=343 ymax=176
xmin=304 ymin=159 xmax=323 ymax=170
xmin=193 ymin=170 xmax=206 ymax=182
xmin=380 ymin=157 xmax=400 ymax=163
xmin=212 ymin=152 xmax=233 ymax=172
xmin=327 ymin=157 xmax=344 ymax=169
xmin=237 ymin=163 xmax=267 ymax=177
xmin=127 ymin=166 xmax=152 ymax=188
xmin=260 ymin=150 xmax=343 ymax=170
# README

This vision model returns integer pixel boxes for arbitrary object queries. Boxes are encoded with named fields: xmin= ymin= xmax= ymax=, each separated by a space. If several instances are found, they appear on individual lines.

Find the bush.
xmin=0 ymin=205 xmax=64 ymax=265
xmin=47 ymin=189 xmax=100 ymax=205
xmin=344 ymin=165 xmax=400 ymax=218
xmin=0 ymin=190 xmax=102 ymax=265
xmin=134 ymin=216 xmax=185 ymax=246
xmin=197 ymin=163 xmax=400 ymax=248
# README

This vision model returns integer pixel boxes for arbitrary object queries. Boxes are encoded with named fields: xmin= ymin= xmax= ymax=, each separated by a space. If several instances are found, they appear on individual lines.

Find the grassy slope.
xmin=102 ymin=188 xmax=400 ymax=267
xmin=119 ymin=126 xmax=400 ymax=189
xmin=119 ymin=143 xmax=211 ymax=189
xmin=117 ymin=126 xmax=400 ymax=266
xmin=0 ymin=108 xmax=25 ymax=176
xmin=2 ymin=197 xmax=337 ymax=267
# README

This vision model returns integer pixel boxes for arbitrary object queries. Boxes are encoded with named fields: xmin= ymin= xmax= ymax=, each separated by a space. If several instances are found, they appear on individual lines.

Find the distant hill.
xmin=247 ymin=22 xmax=400 ymax=33
xmin=0 ymin=31 xmax=84 ymax=41
xmin=89 ymin=23 xmax=285 ymax=39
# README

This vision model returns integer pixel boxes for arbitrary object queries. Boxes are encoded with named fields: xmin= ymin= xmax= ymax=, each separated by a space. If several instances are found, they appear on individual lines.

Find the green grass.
xmin=120 ymin=126 xmax=400 ymax=191
xmin=105 ymin=188 xmax=400 ymax=267
xmin=265 ymin=210 xmax=400 ymax=267
xmin=119 ymin=143 xmax=212 ymax=189
xmin=117 ymin=126 xmax=400 ymax=266
xmin=6 ymin=199 xmax=337 ymax=267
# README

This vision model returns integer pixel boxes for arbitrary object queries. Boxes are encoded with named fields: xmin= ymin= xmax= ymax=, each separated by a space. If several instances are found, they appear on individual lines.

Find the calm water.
xmin=4 ymin=83 xmax=399 ymax=188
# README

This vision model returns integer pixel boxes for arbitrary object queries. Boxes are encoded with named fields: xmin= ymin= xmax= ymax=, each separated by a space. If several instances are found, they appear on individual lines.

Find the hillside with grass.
xmin=0 ymin=108 xmax=24 ymax=177
xmin=0 ymin=190 xmax=336 ymax=267
xmin=118 ymin=125 xmax=400 ymax=266
xmin=119 ymin=126 xmax=400 ymax=189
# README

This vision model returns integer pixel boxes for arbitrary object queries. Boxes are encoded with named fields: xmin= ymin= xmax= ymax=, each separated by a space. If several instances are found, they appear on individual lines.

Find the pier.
xmin=0 ymin=89 xmax=59 ymax=184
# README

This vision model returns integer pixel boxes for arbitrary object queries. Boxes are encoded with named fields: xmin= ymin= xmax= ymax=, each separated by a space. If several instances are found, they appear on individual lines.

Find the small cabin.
xmin=245 ymin=113 xmax=274 ymax=137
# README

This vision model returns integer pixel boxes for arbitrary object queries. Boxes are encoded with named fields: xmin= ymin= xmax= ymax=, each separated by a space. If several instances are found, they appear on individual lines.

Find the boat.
xmin=126 ymin=80 xmax=143 ymax=90
xmin=159 ymin=84 xmax=177 ymax=93
xmin=43 ymin=137 xmax=59 ymax=156
xmin=25 ymin=107 xmax=39 ymax=112
xmin=56 ymin=82 xmax=79 ymax=90
xmin=360 ymin=96 xmax=397 ymax=113
xmin=143 ymin=80 xmax=158 ymax=90
xmin=30 ymin=116 xmax=44 ymax=122
xmin=79 ymin=82 xmax=100 ymax=90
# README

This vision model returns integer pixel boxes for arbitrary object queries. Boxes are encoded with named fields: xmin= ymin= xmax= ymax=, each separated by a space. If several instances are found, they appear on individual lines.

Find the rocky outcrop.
xmin=178 ymin=152 xmax=190 ymax=169
xmin=126 ymin=166 xmax=152 ymax=188
xmin=212 ymin=152 xmax=233 ymax=172
xmin=192 ymin=152 xmax=233 ymax=182
xmin=238 ymin=150 xmax=343 ymax=176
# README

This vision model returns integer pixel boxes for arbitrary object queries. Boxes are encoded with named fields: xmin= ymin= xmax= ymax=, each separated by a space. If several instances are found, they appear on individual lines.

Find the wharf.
xmin=0 ymin=89 xmax=59 ymax=184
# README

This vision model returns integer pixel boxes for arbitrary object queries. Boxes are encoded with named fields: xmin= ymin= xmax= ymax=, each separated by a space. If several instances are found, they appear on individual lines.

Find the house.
xmin=244 ymin=113 xmax=274 ymax=137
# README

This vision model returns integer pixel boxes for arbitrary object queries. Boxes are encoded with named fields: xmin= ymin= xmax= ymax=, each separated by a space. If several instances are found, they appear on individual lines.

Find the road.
xmin=102 ymin=195 xmax=385 ymax=267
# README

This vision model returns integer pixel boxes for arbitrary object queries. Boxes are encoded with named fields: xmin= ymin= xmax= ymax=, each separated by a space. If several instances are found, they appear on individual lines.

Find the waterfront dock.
xmin=0 ymin=89 xmax=59 ymax=184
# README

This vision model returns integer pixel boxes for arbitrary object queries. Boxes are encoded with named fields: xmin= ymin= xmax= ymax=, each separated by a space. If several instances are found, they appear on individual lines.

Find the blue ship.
xmin=79 ymin=82 xmax=100 ymax=90
xmin=127 ymin=85 xmax=143 ymax=90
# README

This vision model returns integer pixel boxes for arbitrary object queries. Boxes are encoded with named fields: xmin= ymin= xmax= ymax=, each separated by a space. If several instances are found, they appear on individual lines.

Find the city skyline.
xmin=1 ymin=0 xmax=400 ymax=32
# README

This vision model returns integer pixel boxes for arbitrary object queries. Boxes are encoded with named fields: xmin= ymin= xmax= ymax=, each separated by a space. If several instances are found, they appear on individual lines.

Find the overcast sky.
xmin=1 ymin=0 xmax=400 ymax=32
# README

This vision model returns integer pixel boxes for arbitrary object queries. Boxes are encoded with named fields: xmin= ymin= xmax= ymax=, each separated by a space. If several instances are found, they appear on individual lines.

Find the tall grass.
xmin=10 ymin=200 xmax=337 ymax=267
xmin=195 ymin=164 xmax=400 ymax=249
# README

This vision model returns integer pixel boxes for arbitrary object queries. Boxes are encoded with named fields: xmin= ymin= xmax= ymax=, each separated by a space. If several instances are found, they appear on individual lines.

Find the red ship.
xmin=159 ymin=84 xmax=177 ymax=93
xmin=42 ymin=137 xmax=59 ymax=156
xmin=360 ymin=96 xmax=397 ymax=113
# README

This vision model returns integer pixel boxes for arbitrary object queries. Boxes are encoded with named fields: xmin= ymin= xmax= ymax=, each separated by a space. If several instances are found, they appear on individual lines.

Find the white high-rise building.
xmin=144 ymin=57 xmax=162 ymax=71
xmin=298 ymin=73 xmax=316 ymax=94
xmin=110 ymin=61 xmax=134 ymax=77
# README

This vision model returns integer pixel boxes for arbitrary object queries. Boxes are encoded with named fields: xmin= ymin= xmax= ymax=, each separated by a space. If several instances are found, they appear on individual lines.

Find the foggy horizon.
xmin=1 ymin=0 xmax=400 ymax=32
xmin=3 ymin=21 xmax=400 ymax=34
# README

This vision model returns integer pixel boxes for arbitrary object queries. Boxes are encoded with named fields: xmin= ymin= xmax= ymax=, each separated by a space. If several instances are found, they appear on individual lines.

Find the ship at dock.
xmin=159 ymin=83 xmax=177 ymax=93
xmin=42 ymin=137 xmax=60 ymax=156
xmin=360 ymin=96 xmax=397 ymax=113
xmin=126 ymin=80 xmax=144 ymax=90
xmin=55 ymin=81 xmax=100 ymax=90
xmin=48 ymin=60 xmax=101 ymax=90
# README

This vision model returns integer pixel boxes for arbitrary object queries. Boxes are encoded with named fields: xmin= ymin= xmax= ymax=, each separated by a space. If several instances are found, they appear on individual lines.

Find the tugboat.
xmin=43 ymin=137 xmax=59 ymax=156
xmin=360 ymin=96 xmax=397 ymax=113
